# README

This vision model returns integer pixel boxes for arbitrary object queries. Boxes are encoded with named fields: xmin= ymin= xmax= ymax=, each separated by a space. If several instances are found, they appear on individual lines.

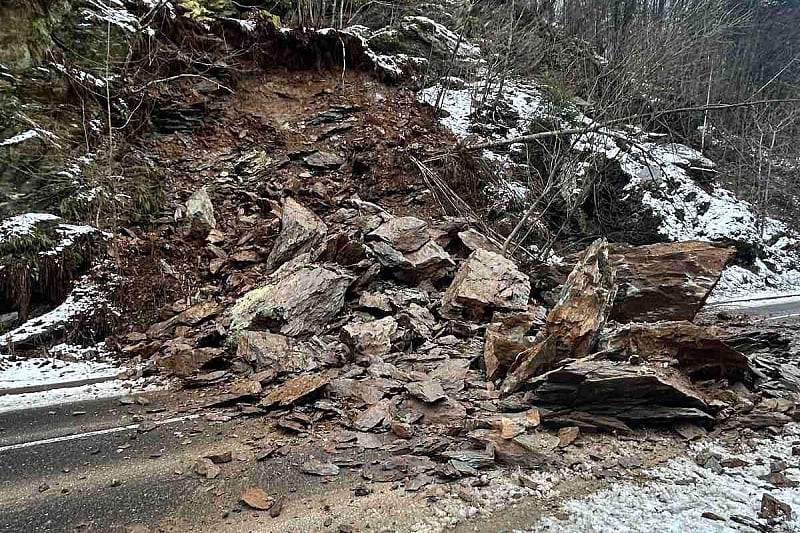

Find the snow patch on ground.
xmin=0 ymin=357 xmax=118 ymax=389
xmin=529 ymin=425 xmax=800 ymax=532
xmin=0 ymin=283 xmax=114 ymax=350
xmin=0 ymin=378 xmax=155 ymax=413
xmin=0 ymin=129 xmax=50 ymax=147
xmin=0 ymin=213 xmax=60 ymax=242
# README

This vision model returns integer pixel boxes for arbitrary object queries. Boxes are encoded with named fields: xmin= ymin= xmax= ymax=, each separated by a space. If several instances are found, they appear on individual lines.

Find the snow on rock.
xmin=420 ymin=73 xmax=800 ymax=298
xmin=83 ymin=0 xmax=141 ymax=33
xmin=0 ymin=129 xmax=55 ymax=147
xmin=0 ymin=213 xmax=60 ymax=242
xmin=0 ymin=282 xmax=115 ymax=350
xmin=530 ymin=424 xmax=800 ymax=532
xmin=398 ymin=16 xmax=481 ymax=62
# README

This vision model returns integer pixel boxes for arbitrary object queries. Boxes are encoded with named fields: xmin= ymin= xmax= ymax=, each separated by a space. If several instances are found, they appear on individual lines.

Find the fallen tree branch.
xmin=130 ymin=74 xmax=233 ymax=94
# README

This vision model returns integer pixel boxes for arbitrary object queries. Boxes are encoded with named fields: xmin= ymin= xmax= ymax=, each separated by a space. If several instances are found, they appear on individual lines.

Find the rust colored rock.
xmin=369 ymin=216 xmax=430 ymax=252
xmin=760 ymin=493 xmax=793 ymax=519
xmin=266 ymin=197 xmax=327 ymax=271
xmin=502 ymin=239 xmax=616 ymax=394
xmin=241 ymin=486 xmax=275 ymax=510
xmin=557 ymin=426 xmax=579 ymax=447
xmin=609 ymin=241 xmax=734 ymax=322
xmin=483 ymin=309 xmax=543 ymax=382
xmin=532 ymin=241 xmax=734 ymax=322
xmin=156 ymin=347 xmax=224 ymax=378
xmin=260 ymin=372 xmax=332 ymax=408
xmin=441 ymin=249 xmax=531 ymax=320
xmin=603 ymin=321 xmax=749 ymax=379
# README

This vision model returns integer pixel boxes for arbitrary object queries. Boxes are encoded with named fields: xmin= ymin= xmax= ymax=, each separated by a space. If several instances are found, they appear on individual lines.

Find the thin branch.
xmin=129 ymin=74 xmax=233 ymax=94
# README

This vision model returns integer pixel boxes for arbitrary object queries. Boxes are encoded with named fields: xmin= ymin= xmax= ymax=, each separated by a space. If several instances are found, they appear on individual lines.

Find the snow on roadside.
xmin=0 ymin=282 xmax=115 ymax=350
xmin=529 ymin=425 xmax=800 ymax=533
xmin=0 ymin=357 xmax=118 ymax=390
xmin=0 ymin=378 xmax=156 ymax=413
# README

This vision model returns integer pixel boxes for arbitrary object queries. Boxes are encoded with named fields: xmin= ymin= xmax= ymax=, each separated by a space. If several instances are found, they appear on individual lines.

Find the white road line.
xmin=0 ymin=414 xmax=200 ymax=453
xmin=766 ymin=312 xmax=800 ymax=321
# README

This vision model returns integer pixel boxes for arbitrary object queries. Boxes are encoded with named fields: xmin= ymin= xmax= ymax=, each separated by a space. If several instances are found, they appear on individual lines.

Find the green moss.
xmin=179 ymin=0 xmax=235 ymax=21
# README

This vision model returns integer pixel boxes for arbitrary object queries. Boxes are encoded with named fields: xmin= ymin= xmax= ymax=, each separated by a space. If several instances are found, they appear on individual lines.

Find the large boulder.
xmin=609 ymin=241 xmax=735 ymax=322
xmin=441 ymin=249 xmax=530 ymax=320
xmin=340 ymin=316 xmax=399 ymax=359
xmin=502 ymin=239 xmax=616 ymax=394
xmin=236 ymin=330 xmax=319 ymax=373
xmin=368 ymin=216 xmax=454 ymax=282
xmin=531 ymin=241 xmax=734 ymax=322
xmin=602 ymin=321 xmax=749 ymax=380
xmin=227 ymin=261 xmax=352 ymax=339
xmin=529 ymin=359 xmax=714 ymax=426
xmin=185 ymin=187 xmax=216 ymax=234
xmin=369 ymin=216 xmax=430 ymax=252
xmin=266 ymin=198 xmax=327 ymax=271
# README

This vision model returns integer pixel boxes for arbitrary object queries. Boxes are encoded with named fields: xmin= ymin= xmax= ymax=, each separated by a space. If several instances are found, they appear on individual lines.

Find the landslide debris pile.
xmin=115 ymin=189 xmax=799 ymax=476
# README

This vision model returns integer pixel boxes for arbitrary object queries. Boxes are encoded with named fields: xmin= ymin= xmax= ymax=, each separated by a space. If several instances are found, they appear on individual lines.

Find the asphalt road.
xmin=704 ymin=294 xmax=800 ymax=320
xmin=0 ymin=394 xmax=341 ymax=533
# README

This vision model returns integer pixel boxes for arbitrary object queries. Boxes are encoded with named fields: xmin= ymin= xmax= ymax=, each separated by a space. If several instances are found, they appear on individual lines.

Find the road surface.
xmin=704 ymin=294 xmax=800 ymax=320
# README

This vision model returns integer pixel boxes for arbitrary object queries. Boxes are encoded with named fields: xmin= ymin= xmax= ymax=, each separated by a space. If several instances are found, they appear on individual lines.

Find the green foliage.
xmin=54 ymin=154 xmax=166 ymax=228
xmin=179 ymin=0 xmax=235 ymax=21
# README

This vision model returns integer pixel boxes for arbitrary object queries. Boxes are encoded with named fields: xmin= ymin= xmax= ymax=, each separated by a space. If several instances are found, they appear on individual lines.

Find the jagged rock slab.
xmin=236 ymin=330 xmax=319 ymax=373
xmin=368 ymin=216 xmax=430 ymax=252
xmin=227 ymin=262 xmax=353 ymax=338
xmin=368 ymin=217 xmax=454 ymax=282
xmin=303 ymin=150 xmax=345 ymax=169
xmin=609 ymin=241 xmax=735 ymax=322
xmin=441 ymin=249 xmax=530 ymax=320
xmin=148 ymin=301 xmax=223 ymax=338
xmin=405 ymin=380 xmax=446 ymax=403
xmin=340 ymin=317 xmax=398 ymax=359
xmin=260 ymin=373 xmax=332 ymax=408
xmin=266 ymin=197 xmax=327 ymax=271
xmin=185 ymin=187 xmax=216 ymax=234
xmin=603 ymin=321 xmax=749 ymax=379
xmin=157 ymin=346 xmax=224 ymax=377
xmin=503 ymin=239 xmax=616 ymax=394
xmin=532 ymin=241 xmax=734 ymax=322
xmin=529 ymin=359 xmax=714 ymax=425
xmin=483 ymin=310 xmax=542 ymax=382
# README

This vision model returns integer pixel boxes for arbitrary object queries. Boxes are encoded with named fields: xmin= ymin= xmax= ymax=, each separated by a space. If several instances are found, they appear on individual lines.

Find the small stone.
xmin=558 ymin=426 xmax=580 ymax=448
xmin=301 ymin=457 xmax=340 ymax=476
xmin=759 ymin=493 xmax=792 ymax=519
xmin=701 ymin=512 xmax=725 ymax=521
xmin=269 ymin=496 xmax=284 ymax=517
xmin=194 ymin=458 xmax=221 ymax=479
xmin=137 ymin=421 xmax=157 ymax=433
xmin=241 ymin=486 xmax=274 ymax=511
xmin=204 ymin=451 xmax=233 ymax=464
